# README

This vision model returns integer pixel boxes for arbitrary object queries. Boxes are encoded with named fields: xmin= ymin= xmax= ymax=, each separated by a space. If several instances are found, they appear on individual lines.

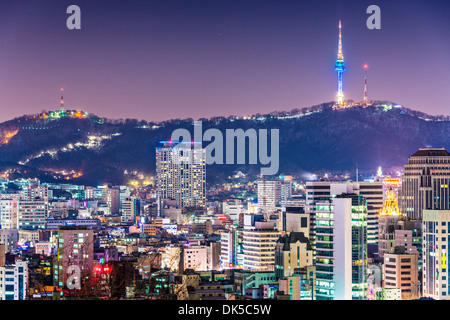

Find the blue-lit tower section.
xmin=335 ymin=20 xmax=346 ymax=105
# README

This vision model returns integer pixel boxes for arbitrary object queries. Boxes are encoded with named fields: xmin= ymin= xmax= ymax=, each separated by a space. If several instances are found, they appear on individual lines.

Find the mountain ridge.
xmin=0 ymin=100 xmax=448 ymax=186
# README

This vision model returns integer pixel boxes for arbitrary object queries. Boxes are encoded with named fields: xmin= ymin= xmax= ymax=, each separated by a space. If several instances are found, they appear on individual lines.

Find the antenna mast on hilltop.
xmin=363 ymin=64 xmax=368 ymax=101
xmin=60 ymin=88 xmax=64 ymax=109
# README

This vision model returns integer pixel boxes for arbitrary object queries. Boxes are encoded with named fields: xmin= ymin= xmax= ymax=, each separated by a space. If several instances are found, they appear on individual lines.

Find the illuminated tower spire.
xmin=60 ymin=88 xmax=64 ymax=109
xmin=378 ymin=188 xmax=403 ymax=217
xmin=335 ymin=20 xmax=346 ymax=105
xmin=363 ymin=64 xmax=368 ymax=101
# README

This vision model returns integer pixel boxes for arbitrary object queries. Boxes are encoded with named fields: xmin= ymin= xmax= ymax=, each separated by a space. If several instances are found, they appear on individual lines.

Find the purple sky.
xmin=0 ymin=0 xmax=449 ymax=122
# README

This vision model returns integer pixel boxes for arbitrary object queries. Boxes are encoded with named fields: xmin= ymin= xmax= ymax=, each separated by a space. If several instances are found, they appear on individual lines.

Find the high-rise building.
xmin=314 ymin=194 xmax=368 ymax=300
xmin=306 ymin=181 xmax=383 ymax=248
xmin=53 ymin=226 xmax=94 ymax=288
xmin=257 ymin=180 xmax=292 ymax=215
xmin=156 ymin=141 xmax=206 ymax=209
xmin=242 ymin=214 xmax=280 ymax=271
xmin=399 ymin=147 xmax=450 ymax=220
xmin=0 ymin=260 xmax=28 ymax=300
xmin=357 ymin=181 xmax=384 ymax=244
xmin=422 ymin=209 xmax=450 ymax=300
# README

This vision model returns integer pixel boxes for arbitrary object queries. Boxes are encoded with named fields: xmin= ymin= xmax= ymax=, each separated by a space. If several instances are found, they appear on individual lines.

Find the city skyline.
xmin=1 ymin=0 xmax=450 ymax=304
xmin=0 ymin=0 xmax=449 ymax=122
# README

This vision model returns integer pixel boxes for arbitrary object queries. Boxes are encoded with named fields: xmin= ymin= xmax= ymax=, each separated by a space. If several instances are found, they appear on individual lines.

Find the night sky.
xmin=0 ymin=0 xmax=449 ymax=122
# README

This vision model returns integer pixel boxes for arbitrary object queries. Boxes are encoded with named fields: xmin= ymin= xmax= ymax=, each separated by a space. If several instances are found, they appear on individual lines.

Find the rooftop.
xmin=411 ymin=147 xmax=450 ymax=157
xmin=277 ymin=232 xmax=312 ymax=251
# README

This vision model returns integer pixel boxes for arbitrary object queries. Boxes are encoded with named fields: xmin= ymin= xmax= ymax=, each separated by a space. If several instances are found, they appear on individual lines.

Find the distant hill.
xmin=0 ymin=100 xmax=449 ymax=186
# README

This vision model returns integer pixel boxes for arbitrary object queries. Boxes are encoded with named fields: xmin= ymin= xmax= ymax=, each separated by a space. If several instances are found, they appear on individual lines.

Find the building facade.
xmin=242 ymin=215 xmax=280 ymax=271
xmin=156 ymin=142 xmax=206 ymax=209
xmin=422 ymin=209 xmax=450 ymax=299
xmin=400 ymin=148 xmax=450 ymax=220
xmin=53 ymin=226 xmax=94 ymax=288
xmin=383 ymin=247 xmax=419 ymax=300
xmin=0 ymin=260 xmax=28 ymax=300
xmin=314 ymin=194 xmax=368 ymax=300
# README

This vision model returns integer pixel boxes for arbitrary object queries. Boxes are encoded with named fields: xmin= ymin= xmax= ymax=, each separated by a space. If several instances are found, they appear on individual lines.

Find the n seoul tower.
xmin=335 ymin=20 xmax=346 ymax=105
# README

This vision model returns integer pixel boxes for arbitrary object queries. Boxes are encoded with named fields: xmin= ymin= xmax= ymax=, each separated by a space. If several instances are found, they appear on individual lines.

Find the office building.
xmin=257 ymin=180 xmax=292 ymax=215
xmin=242 ymin=214 xmax=280 ymax=271
xmin=306 ymin=181 xmax=383 ymax=247
xmin=18 ymin=199 xmax=47 ymax=230
xmin=121 ymin=196 xmax=140 ymax=224
xmin=422 ymin=209 xmax=450 ymax=300
xmin=395 ymin=220 xmax=422 ymax=269
xmin=314 ymin=194 xmax=368 ymax=300
xmin=399 ymin=147 xmax=450 ymax=220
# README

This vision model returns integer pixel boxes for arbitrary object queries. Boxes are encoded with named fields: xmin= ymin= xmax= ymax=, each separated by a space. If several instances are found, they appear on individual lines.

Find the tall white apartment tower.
xmin=156 ymin=141 xmax=206 ymax=210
